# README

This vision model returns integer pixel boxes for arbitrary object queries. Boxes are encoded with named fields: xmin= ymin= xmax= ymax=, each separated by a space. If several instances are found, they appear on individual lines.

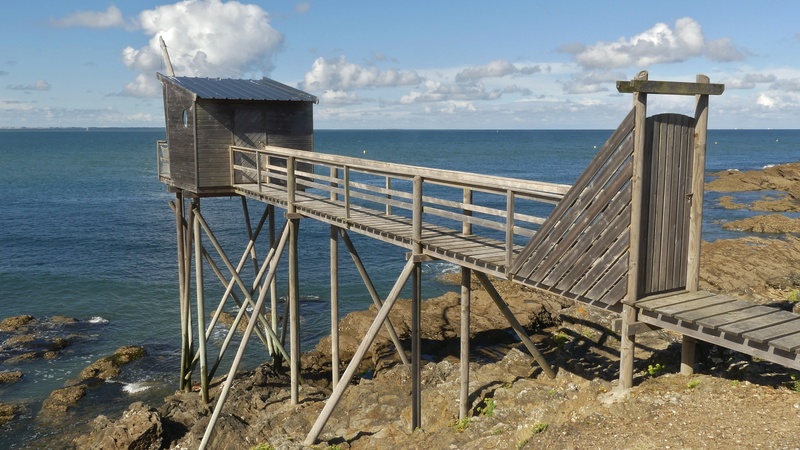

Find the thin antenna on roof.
xmin=159 ymin=36 xmax=176 ymax=77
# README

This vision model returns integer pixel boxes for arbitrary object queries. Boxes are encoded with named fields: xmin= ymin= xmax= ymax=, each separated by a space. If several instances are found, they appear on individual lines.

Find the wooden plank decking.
xmin=636 ymin=291 xmax=800 ymax=370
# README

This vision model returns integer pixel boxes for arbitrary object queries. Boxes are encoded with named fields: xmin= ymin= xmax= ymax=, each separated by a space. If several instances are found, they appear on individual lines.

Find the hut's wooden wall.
xmin=193 ymin=100 xmax=314 ymax=191
xmin=163 ymin=83 xmax=197 ymax=191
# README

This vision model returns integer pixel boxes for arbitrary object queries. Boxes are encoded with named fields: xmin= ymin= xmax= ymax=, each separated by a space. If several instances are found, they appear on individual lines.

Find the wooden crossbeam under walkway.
xmin=634 ymin=291 xmax=800 ymax=370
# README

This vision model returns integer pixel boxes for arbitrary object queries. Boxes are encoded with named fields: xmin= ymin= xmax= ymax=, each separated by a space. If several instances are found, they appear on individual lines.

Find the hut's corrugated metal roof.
xmin=159 ymin=74 xmax=318 ymax=103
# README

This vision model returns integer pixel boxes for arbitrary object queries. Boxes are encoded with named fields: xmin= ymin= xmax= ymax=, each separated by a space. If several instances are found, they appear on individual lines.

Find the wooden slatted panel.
xmin=509 ymin=108 xmax=635 ymax=307
xmin=640 ymin=114 xmax=694 ymax=296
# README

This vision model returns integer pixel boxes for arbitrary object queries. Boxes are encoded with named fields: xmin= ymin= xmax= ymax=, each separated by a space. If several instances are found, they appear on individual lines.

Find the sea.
xmin=0 ymin=127 xmax=798 ymax=447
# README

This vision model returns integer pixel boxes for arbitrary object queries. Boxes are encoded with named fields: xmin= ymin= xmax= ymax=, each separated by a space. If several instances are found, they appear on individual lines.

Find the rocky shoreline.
xmin=3 ymin=162 xmax=800 ymax=449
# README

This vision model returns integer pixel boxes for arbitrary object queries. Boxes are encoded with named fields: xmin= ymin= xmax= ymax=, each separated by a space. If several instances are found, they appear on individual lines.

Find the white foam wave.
xmin=763 ymin=164 xmax=775 ymax=169
xmin=121 ymin=381 xmax=151 ymax=394
xmin=88 ymin=316 xmax=109 ymax=324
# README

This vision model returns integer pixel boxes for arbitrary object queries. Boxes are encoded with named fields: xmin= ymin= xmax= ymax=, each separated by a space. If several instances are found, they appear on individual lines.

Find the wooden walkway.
xmin=636 ymin=291 xmax=800 ymax=370
xmin=162 ymin=73 xmax=800 ymax=447
xmin=234 ymin=183 xmax=521 ymax=279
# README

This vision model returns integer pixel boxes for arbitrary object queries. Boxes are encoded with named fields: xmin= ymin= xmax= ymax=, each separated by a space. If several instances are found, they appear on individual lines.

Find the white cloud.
xmin=51 ymin=5 xmax=129 ymax=29
xmin=299 ymin=56 xmax=421 ymax=91
xmin=320 ymin=90 xmax=361 ymax=105
xmin=455 ymin=60 xmax=542 ymax=81
xmin=121 ymin=0 xmax=284 ymax=97
xmin=559 ymin=70 xmax=626 ymax=94
xmin=723 ymin=73 xmax=777 ymax=90
xmin=7 ymin=79 xmax=51 ymax=91
xmin=561 ymin=17 xmax=745 ymax=70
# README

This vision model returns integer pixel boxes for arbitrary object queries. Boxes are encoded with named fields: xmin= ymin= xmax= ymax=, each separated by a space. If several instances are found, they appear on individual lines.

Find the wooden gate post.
xmin=619 ymin=70 xmax=649 ymax=390
xmin=681 ymin=74 xmax=712 ymax=375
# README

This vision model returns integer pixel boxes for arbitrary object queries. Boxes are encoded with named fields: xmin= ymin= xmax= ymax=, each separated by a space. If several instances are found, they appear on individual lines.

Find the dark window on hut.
xmin=182 ymin=109 xmax=189 ymax=128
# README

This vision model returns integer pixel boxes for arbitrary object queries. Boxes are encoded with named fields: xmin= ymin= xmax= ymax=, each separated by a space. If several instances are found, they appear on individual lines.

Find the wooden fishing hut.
xmin=157 ymin=74 xmax=318 ymax=195
xmin=156 ymin=73 xmax=318 ymax=411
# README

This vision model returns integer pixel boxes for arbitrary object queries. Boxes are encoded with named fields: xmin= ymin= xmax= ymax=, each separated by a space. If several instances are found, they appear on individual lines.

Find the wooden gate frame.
xmin=618 ymin=71 xmax=724 ymax=389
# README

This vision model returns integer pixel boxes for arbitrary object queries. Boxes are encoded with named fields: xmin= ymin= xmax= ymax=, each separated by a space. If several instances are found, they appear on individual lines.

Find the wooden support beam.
xmin=199 ymin=225 xmax=291 ymax=450
xmin=331 ymin=225 xmax=340 ymax=387
xmin=474 ymin=272 xmax=555 ymax=379
xmin=305 ymin=259 xmax=417 ymax=446
xmin=340 ymin=229 xmax=410 ymax=365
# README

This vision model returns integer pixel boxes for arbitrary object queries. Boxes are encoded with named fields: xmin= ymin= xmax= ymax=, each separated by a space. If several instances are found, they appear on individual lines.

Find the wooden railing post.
xmin=385 ymin=177 xmax=392 ymax=216
xmin=344 ymin=166 xmax=351 ymax=220
xmin=505 ymin=190 xmax=515 ymax=270
xmin=256 ymin=150 xmax=262 ymax=193
xmin=287 ymin=156 xmax=296 ymax=213
xmin=462 ymin=188 xmax=473 ymax=236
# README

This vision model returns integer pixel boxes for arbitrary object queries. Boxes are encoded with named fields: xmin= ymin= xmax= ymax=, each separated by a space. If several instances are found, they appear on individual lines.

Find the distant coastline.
xmin=0 ymin=127 xmax=165 ymax=132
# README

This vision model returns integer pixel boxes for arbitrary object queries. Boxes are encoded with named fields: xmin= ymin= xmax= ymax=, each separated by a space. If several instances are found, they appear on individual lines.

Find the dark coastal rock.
xmin=722 ymin=214 xmax=800 ymax=234
xmin=0 ymin=315 xmax=35 ymax=332
xmin=40 ymin=384 xmax=88 ymax=415
xmin=0 ymin=402 xmax=20 ymax=426
xmin=0 ymin=370 xmax=23 ymax=384
xmin=73 ymin=345 xmax=147 ymax=385
xmin=74 ymin=402 xmax=163 ymax=450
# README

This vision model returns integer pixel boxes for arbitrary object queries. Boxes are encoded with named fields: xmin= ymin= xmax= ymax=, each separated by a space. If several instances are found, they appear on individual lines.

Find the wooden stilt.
xmin=339 ymin=229 xmax=409 ymax=365
xmin=459 ymin=267 xmax=471 ymax=421
xmin=330 ymin=225 xmax=340 ymax=387
xmin=192 ymin=199 xmax=209 ymax=403
xmin=474 ymin=272 xmax=555 ymax=379
xmin=173 ymin=191 xmax=190 ymax=392
xmin=620 ymin=70 xmax=649 ymax=390
xmin=411 ymin=259 xmax=422 ymax=430
xmin=286 ymin=155 xmax=301 ymax=405
xmin=193 ymin=213 xmax=293 ymax=365
xmin=199 ymin=225 xmax=292 ymax=450
xmin=268 ymin=205 xmax=280 ymax=368
xmin=289 ymin=216 xmax=301 ymax=405
xmin=304 ymin=259 xmax=416 ymax=446
xmin=411 ymin=175 xmax=423 ymax=431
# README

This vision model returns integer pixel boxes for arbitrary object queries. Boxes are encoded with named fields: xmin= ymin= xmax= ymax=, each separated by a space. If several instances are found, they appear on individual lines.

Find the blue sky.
xmin=1 ymin=1 xmax=799 ymax=129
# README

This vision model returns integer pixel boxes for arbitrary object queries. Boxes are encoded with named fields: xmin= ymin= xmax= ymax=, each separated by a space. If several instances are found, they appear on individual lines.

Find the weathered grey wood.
xmin=474 ymin=271 xmax=555 ymax=379
xmin=460 ymin=267 xmax=471 ymax=421
xmin=193 ymin=202 xmax=209 ymax=403
xmin=339 ymin=229 xmax=409 ymax=365
xmin=289 ymin=216 xmax=301 ymax=405
xmin=672 ymin=299 xmax=753 ymax=323
xmin=719 ymin=310 xmax=800 ymax=337
xmin=649 ymin=295 xmax=731 ymax=318
xmin=696 ymin=305 xmax=776 ymax=329
xmin=620 ymin=70 xmax=649 ymax=390
xmin=768 ymin=332 xmax=800 ymax=353
xmin=616 ymin=79 xmax=724 ymax=95
xmin=637 ymin=291 xmax=715 ymax=309
xmin=510 ymin=107 xmax=635 ymax=273
xmin=199 ymin=225 xmax=291 ymax=450
xmin=686 ymin=75 xmax=711 ymax=292
xmin=330 ymin=225 xmax=340 ymax=387
xmin=743 ymin=317 xmax=800 ymax=344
